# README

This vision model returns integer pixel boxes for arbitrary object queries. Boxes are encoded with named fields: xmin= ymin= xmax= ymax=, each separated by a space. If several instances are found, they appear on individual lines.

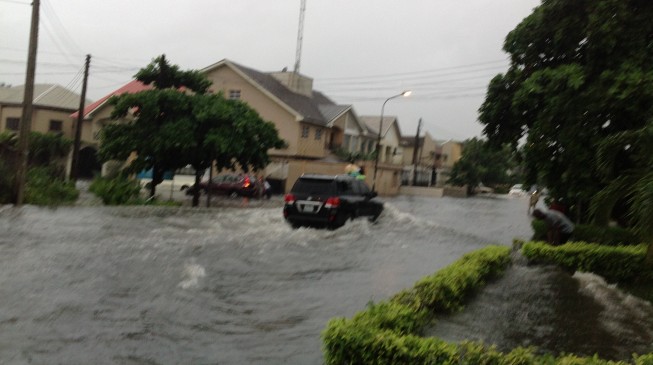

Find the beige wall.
xmin=1 ymin=104 xmax=76 ymax=138
xmin=441 ymin=140 xmax=463 ymax=168
xmin=284 ymin=160 xmax=401 ymax=197
xmin=381 ymin=123 xmax=401 ymax=164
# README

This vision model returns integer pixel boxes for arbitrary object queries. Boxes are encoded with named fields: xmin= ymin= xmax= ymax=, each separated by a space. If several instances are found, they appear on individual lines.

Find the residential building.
xmin=0 ymin=84 xmax=89 ymax=138
xmin=399 ymin=131 xmax=439 ymax=186
xmin=75 ymin=60 xmax=401 ymax=193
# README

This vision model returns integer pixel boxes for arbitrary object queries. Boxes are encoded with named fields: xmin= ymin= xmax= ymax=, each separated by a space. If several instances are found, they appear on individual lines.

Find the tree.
xmin=447 ymin=138 xmax=518 ymax=194
xmin=478 ymin=0 xmax=653 ymax=223
xmin=591 ymin=122 xmax=653 ymax=263
xmin=99 ymin=55 xmax=285 ymax=207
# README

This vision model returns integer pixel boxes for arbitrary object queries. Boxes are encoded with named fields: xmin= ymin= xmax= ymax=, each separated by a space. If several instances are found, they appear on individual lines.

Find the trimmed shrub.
xmin=323 ymin=244 xmax=653 ymax=364
xmin=89 ymin=174 xmax=142 ymax=205
xmin=24 ymin=166 xmax=78 ymax=206
xmin=531 ymin=220 xmax=642 ymax=246
xmin=521 ymin=241 xmax=651 ymax=283
xmin=322 ymin=245 xmax=512 ymax=365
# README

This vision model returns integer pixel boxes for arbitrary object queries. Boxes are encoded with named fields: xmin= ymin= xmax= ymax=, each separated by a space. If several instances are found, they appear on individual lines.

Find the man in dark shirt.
xmin=532 ymin=208 xmax=575 ymax=245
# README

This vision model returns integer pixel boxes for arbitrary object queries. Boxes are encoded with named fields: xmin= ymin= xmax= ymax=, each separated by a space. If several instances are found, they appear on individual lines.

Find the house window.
xmin=315 ymin=128 xmax=322 ymax=140
xmin=5 ymin=117 xmax=19 ymax=131
xmin=49 ymin=120 xmax=63 ymax=132
xmin=229 ymin=90 xmax=241 ymax=99
xmin=301 ymin=126 xmax=310 ymax=138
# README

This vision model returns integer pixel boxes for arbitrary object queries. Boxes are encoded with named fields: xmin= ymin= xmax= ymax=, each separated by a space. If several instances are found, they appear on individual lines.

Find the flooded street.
xmin=0 ymin=195 xmax=648 ymax=364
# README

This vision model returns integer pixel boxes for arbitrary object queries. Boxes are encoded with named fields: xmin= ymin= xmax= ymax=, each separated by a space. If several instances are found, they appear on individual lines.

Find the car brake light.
xmin=325 ymin=197 xmax=340 ymax=208
xmin=284 ymin=194 xmax=296 ymax=204
xmin=243 ymin=176 xmax=251 ymax=188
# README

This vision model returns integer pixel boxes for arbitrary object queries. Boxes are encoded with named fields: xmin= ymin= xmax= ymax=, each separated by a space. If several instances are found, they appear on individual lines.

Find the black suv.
xmin=283 ymin=174 xmax=383 ymax=229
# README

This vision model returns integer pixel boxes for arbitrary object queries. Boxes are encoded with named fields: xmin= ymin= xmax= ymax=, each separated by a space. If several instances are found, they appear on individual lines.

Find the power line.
xmin=315 ymin=59 xmax=509 ymax=81
xmin=0 ymin=0 xmax=29 ymax=4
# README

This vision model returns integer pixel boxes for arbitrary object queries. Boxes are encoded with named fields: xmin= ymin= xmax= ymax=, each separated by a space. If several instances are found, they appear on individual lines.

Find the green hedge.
xmin=521 ymin=241 xmax=651 ymax=283
xmin=531 ymin=220 xmax=642 ymax=246
xmin=322 ymin=244 xmax=653 ymax=364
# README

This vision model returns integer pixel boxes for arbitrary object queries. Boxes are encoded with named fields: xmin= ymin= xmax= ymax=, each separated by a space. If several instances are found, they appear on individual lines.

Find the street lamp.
xmin=372 ymin=90 xmax=411 ymax=192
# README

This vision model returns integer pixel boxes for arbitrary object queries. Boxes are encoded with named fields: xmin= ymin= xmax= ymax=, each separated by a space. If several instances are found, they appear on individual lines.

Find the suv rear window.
xmin=292 ymin=179 xmax=337 ymax=195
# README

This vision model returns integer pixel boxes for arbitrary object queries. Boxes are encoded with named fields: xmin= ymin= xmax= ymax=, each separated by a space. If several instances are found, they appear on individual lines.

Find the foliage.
xmin=89 ymin=174 xmax=142 ymax=205
xmin=392 ymin=245 xmax=512 ymax=313
xmin=531 ymin=220 xmax=642 ymax=246
xmin=0 ymin=132 xmax=74 ymax=205
xmin=100 ymin=55 xmax=286 ymax=207
xmin=447 ymin=137 xmax=519 ymax=194
xmin=0 ymin=159 xmax=12 ymax=203
xmin=323 ymin=243 xmax=653 ymax=364
xmin=334 ymin=147 xmax=375 ymax=163
xmin=589 ymin=122 xmax=653 ymax=263
xmin=521 ymin=241 xmax=651 ymax=283
xmin=478 ymin=0 xmax=653 ymax=224
xmin=322 ymin=246 xmax=512 ymax=364
xmin=24 ymin=166 xmax=78 ymax=206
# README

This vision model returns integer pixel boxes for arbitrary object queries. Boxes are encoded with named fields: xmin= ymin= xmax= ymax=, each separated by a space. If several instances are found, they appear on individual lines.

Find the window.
xmin=5 ymin=117 xmax=19 ymax=131
xmin=301 ymin=126 xmax=310 ymax=138
xmin=315 ymin=128 xmax=322 ymax=140
xmin=49 ymin=120 xmax=63 ymax=132
xmin=229 ymin=90 xmax=241 ymax=99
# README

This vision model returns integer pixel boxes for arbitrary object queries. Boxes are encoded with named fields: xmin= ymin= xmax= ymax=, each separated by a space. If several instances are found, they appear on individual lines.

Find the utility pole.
xmin=411 ymin=118 xmax=422 ymax=186
xmin=70 ymin=54 xmax=91 ymax=181
xmin=14 ymin=0 xmax=40 ymax=206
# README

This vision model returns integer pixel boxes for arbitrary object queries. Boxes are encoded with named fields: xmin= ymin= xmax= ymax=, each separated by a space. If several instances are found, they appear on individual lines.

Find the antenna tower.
xmin=294 ymin=0 xmax=306 ymax=73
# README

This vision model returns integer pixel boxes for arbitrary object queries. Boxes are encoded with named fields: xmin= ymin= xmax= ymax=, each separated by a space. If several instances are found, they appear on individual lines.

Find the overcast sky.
xmin=1 ymin=0 xmax=540 ymax=140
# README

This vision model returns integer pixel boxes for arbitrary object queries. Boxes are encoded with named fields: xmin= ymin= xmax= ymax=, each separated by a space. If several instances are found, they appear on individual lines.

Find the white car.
xmin=508 ymin=184 xmax=527 ymax=196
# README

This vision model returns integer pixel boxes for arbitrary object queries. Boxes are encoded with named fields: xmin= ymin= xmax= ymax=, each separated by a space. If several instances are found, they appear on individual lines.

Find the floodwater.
xmin=0 ymin=195 xmax=649 ymax=364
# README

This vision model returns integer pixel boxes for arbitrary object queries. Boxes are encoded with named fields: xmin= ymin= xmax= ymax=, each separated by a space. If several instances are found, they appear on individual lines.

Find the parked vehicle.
xmin=185 ymin=173 xmax=262 ymax=198
xmin=283 ymin=174 xmax=384 ymax=229
xmin=508 ymin=184 xmax=527 ymax=196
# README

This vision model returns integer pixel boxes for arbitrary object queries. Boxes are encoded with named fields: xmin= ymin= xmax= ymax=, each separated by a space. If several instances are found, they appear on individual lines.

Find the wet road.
xmin=0 ymin=195 xmax=647 ymax=364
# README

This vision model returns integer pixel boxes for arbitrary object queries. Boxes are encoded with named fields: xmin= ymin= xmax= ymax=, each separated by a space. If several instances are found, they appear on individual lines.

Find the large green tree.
xmin=447 ymin=137 xmax=518 ymax=194
xmin=479 ymin=0 xmax=653 ymax=223
xmin=99 ymin=55 xmax=285 ymax=206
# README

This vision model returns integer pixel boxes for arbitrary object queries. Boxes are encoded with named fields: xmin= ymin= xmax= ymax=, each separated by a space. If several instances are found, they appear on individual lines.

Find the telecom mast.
xmin=294 ymin=0 xmax=306 ymax=73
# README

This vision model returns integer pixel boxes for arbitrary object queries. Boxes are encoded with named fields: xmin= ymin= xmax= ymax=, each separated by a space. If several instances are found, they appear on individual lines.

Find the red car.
xmin=186 ymin=173 xmax=262 ymax=198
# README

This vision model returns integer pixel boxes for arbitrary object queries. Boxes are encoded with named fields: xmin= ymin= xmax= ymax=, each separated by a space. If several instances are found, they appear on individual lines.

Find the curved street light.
xmin=372 ymin=90 xmax=411 ymax=192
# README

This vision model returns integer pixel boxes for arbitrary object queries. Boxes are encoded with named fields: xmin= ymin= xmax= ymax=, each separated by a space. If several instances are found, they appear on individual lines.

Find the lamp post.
xmin=372 ymin=90 xmax=411 ymax=192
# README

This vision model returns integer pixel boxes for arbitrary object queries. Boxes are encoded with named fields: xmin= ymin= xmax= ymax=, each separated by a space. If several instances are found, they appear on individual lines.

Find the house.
xmin=359 ymin=116 xmax=403 ymax=165
xmin=359 ymin=115 xmax=404 ymax=193
xmin=0 ymin=84 xmax=89 ymax=139
xmin=399 ymin=131 xmax=439 ymax=186
xmin=76 ymin=59 xmax=407 ymax=194
xmin=435 ymin=139 xmax=463 ymax=187
xmin=69 ymin=80 xmax=151 ymax=178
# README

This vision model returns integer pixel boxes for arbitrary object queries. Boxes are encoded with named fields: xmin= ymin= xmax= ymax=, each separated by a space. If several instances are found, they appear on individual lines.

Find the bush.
xmin=521 ymin=241 xmax=651 ymax=283
xmin=322 ymin=244 xmax=653 ymax=364
xmin=0 ymin=159 xmax=12 ymax=204
xmin=531 ymin=220 xmax=642 ymax=246
xmin=89 ymin=174 xmax=142 ymax=205
xmin=322 ymin=245 xmax=512 ymax=364
xmin=24 ymin=166 xmax=78 ymax=206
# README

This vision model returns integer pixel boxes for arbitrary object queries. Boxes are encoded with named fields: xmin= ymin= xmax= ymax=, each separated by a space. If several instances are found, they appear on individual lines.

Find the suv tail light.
xmin=243 ymin=176 xmax=251 ymax=188
xmin=284 ymin=194 xmax=296 ymax=204
xmin=325 ymin=196 xmax=340 ymax=208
